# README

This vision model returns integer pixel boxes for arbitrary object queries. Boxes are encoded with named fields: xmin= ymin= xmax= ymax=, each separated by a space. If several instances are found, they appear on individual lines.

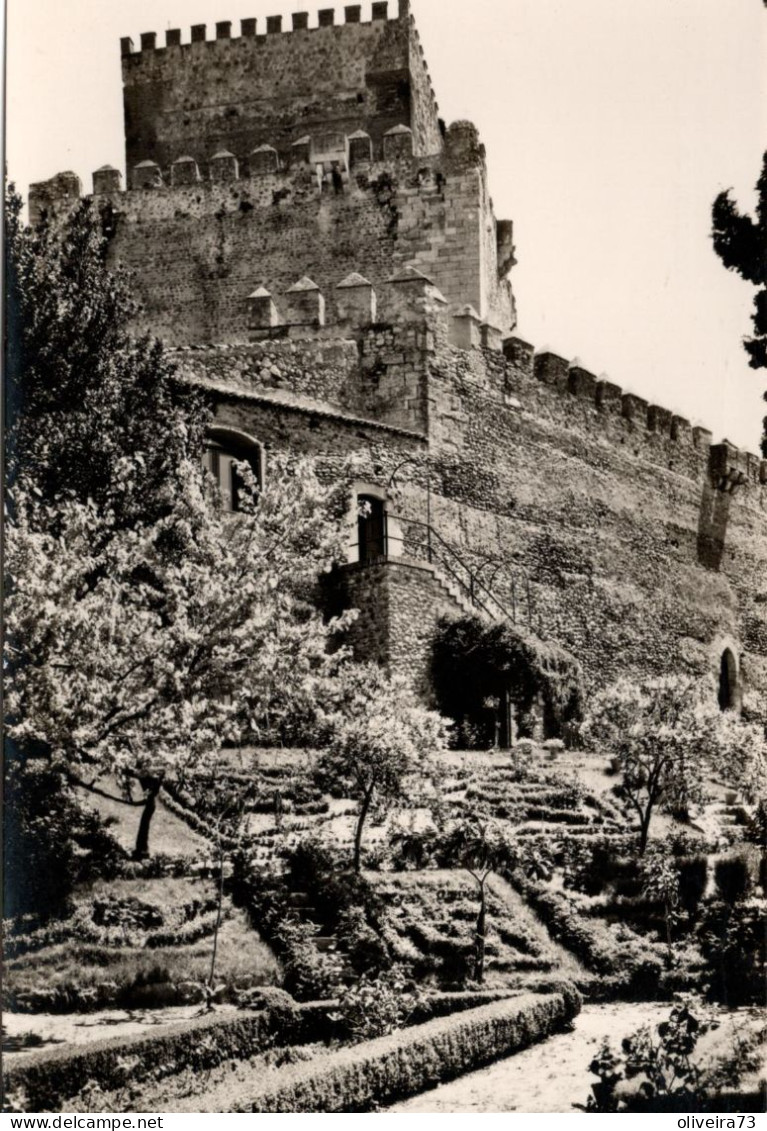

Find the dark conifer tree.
xmin=711 ymin=152 xmax=767 ymax=455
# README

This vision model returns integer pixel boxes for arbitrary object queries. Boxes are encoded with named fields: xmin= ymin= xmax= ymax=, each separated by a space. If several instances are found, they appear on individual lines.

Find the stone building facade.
xmin=30 ymin=1 xmax=767 ymax=737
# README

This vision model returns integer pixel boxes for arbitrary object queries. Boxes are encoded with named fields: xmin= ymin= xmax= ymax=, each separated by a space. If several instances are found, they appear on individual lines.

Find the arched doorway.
xmin=718 ymin=648 xmax=738 ymax=711
xmin=357 ymin=494 xmax=387 ymax=562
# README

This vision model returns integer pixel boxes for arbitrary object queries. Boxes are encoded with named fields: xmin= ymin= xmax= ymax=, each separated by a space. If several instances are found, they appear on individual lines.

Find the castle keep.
xmin=30 ymin=1 xmax=767 ymax=741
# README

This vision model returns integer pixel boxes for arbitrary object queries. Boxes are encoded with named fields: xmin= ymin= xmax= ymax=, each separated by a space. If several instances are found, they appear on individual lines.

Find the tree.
xmin=439 ymin=816 xmax=520 ymax=983
xmin=5 ymin=458 xmax=352 ymax=859
xmin=641 ymin=848 xmax=680 ymax=964
xmin=711 ymin=152 xmax=767 ymax=455
xmin=704 ymin=711 xmax=767 ymax=808
xmin=183 ymin=775 xmax=256 ymax=1011
xmin=4 ymin=185 xmax=357 ymax=860
xmin=582 ymin=677 xmax=720 ymax=856
xmin=317 ymin=664 xmax=449 ymax=873
xmin=4 ymin=186 xmax=207 ymax=525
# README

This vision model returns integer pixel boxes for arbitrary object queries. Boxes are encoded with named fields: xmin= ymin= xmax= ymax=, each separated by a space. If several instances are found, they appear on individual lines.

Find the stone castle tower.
xmin=29 ymin=2 xmax=767 ymax=743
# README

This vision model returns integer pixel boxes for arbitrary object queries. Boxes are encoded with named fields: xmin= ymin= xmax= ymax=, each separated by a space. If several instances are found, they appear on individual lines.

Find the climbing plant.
xmin=431 ymin=615 xmax=583 ymax=748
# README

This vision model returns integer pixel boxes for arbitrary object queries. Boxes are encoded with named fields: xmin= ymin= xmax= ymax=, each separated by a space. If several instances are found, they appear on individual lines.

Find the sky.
xmin=6 ymin=0 xmax=766 ymax=452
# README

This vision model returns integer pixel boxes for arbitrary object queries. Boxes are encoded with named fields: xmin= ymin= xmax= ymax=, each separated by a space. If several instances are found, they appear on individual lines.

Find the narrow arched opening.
xmin=718 ymin=648 xmax=738 ymax=712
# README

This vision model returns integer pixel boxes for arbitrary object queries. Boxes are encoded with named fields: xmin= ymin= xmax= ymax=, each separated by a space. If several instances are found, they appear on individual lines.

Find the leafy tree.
xmin=581 ymin=677 xmax=719 ymax=855
xmin=317 ymin=664 xmax=449 ymax=872
xmin=4 ymin=185 xmax=207 ymax=525
xmin=641 ymin=848 xmax=680 ymax=963
xmin=711 ymin=152 xmax=767 ymax=454
xmin=3 ymin=760 xmax=123 ymax=920
xmin=4 ymin=185 xmax=358 ymax=861
xmin=439 ymin=816 xmax=521 ymax=983
xmin=5 ymin=459 xmax=352 ymax=859
xmin=704 ymin=711 xmax=767 ymax=807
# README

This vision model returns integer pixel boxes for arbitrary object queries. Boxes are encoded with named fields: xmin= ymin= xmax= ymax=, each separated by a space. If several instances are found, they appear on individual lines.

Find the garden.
xmin=3 ymin=186 xmax=765 ymax=1114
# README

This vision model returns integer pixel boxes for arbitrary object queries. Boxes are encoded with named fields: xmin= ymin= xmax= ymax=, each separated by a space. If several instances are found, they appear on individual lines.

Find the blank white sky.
xmin=6 ymin=0 xmax=766 ymax=452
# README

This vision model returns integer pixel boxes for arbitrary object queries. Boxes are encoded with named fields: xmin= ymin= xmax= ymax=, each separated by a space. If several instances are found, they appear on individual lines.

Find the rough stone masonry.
xmin=29 ymin=1 xmax=767 ymax=731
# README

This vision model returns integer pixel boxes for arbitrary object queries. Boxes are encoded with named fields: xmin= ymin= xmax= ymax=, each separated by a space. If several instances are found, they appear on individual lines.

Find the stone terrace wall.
xmin=120 ymin=2 xmax=441 ymax=175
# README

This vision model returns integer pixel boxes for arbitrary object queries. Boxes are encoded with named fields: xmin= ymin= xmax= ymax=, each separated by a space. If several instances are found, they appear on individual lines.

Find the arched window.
xmin=202 ymin=429 xmax=262 ymax=513
xmin=718 ymin=648 xmax=738 ymax=712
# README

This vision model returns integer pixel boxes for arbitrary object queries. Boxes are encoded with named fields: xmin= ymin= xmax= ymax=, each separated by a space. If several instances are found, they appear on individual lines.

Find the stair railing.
xmin=386 ymin=514 xmax=518 ymax=624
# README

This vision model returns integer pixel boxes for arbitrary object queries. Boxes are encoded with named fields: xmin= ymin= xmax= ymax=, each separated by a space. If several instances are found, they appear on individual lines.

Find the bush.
xmin=245 ymin=989 xmax=581 ymax=1112
xmin=331 ymin=967 xmax=425 ymax=1041
xmin=587 ymin=996 xmax=764 ymax=1112
xmin=336 ymin=906 xmax=391 ymax=976
xmin=714 ymin=855 xmax=752 ymax=904
xmin=3 ymin=760 xmax=125 ymax=921
xmin=511 ymin=875 xmax=665 ymax=992
xmin=512 ymin=881 xmax=619 ymax=975
xmin=3 ymin=1001 xmax=337 ymax=1113
xmin=275 ymin=919 xmax=343 ymax=1002
xmin=562 ymin=840 xmax=614 ymax=896
xmin=699 ymin=901 xmax=766 ymax=1006
xmin=678 ymin=857 xmax=708 ymax=917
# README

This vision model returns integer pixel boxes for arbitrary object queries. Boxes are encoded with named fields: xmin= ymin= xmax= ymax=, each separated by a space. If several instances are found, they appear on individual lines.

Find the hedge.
xmin=242 ymin=989 xmax=581 ymax=1113
xmin=3 ymin=988 xmax=540 ymax=1112
xmin=3 ymin=1002 xmax=335 ymax=1113
xmin=510 ymin=875 xmax=665 ymax=998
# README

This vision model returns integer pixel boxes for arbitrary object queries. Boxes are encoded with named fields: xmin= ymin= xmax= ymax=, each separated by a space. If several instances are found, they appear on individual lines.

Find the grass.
xmin=368 ymin=870 xmax=568 ymax=986
xmin=6 ymin=907 xmax=279 ymax=999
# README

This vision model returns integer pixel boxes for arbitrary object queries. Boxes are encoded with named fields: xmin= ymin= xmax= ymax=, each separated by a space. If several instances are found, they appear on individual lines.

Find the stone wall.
xmin=120 ymin=3 xmax=440 ymax=176
xmin=91 ymin=136 xmax=515 ymax=345
xmin=418 ymin=339 xmax=767 ymax=711
xmin=25 ymin=5 xmax=767 ymax=720
xmin=326 ymin=559 xmax=471 ymax=699
xmin=185 ymin=321 xmax=767 ymax=715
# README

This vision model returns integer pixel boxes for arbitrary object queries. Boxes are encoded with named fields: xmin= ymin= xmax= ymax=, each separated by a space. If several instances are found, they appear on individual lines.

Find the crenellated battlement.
xmin=499 ymin=339 xmax=767 ymax=489
xmin=119 ymin=1 xmax=441 ymax=179
xmin=122 ymin=2 xmax=411 ymax=58
xmin=30 ymin=109 xmax=516 ymax=338
xmin=118 ymin=121 xmax=421 ymax=189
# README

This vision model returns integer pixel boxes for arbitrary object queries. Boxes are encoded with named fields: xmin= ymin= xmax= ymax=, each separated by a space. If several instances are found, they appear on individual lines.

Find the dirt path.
xmin=388 ymin=1002 xmax=670 ymax=1113
xmin=2 ymin=1005 xmax=240 ymax=1058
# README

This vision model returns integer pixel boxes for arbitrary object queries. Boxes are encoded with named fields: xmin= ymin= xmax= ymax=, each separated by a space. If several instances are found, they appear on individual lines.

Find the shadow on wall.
xmin=696 ymin=481 xmax=732 ymax=571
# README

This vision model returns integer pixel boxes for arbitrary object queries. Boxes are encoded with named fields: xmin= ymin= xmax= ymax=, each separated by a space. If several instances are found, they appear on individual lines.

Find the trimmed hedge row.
xmin=512 ymin=880 xmax=619 ymax=974
xmin=242 ymin=989 xmax=582 ymax=1113
xmin=3 ymin=1002 xmax=334 ymax=1113
xmin=3 ymin=988 xmax=537 ymax=1112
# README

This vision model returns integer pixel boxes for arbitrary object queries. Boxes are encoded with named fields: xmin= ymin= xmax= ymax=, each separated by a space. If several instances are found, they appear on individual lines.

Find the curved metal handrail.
xmin=386 ymin=514 xmax=517 ymax=624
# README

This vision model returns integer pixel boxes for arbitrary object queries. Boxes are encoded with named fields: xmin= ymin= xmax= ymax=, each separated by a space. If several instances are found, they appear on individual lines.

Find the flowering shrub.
xmin=586 ymin=996 xmax=762 ymax=1111
xmin=331 ymin=966 xmax=425 ymax=1041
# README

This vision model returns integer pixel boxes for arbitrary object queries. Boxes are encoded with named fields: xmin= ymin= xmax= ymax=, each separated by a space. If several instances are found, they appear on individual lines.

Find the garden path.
xmin=388 ymin=1002 xmax=670 ymax=1113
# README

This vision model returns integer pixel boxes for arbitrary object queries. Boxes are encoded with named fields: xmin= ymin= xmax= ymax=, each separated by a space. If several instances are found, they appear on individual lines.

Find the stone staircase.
xmin=286 ymin=890 xmax=344 ymax=967
xmin=415 ymin=559 xmax=483 ymax=621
